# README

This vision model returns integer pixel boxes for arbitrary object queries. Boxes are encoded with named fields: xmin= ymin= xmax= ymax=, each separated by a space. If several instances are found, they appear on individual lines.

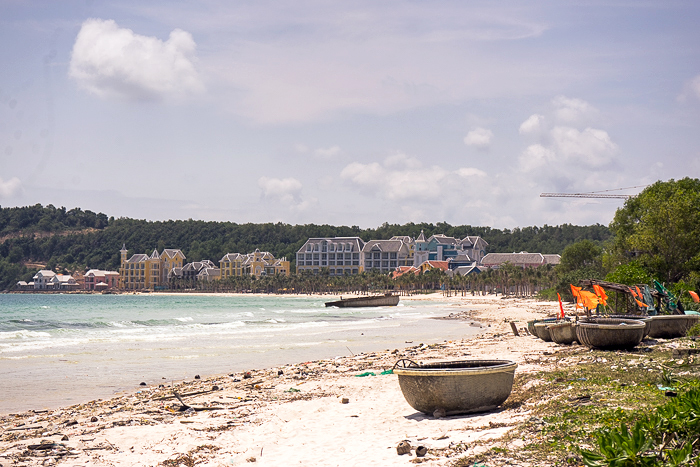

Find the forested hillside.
xmin=0 ymin=204 xmax=612 ymax=290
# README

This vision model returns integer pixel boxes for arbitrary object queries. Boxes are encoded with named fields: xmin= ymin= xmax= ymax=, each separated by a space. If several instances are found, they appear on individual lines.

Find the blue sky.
xmin=1 ymin=1 xmax=699 ymax=229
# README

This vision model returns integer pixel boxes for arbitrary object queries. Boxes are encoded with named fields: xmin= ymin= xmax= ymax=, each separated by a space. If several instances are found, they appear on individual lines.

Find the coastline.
xmin=0 ymin=293 xmax=564 ymax=466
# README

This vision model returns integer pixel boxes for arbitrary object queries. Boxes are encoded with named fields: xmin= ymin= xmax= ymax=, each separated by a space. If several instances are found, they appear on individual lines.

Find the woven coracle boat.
xmin=527 ymin=318 xmax=557 ymax=336
xmin=575 ymin=318 xmax=645 ymax=349
xmin=607 ymin=315 xmax=652 ymax=337
xmin=646 ymin=315 xmax=700 ymax=339
xmin=393 ymin=359 xmax=517 ymax=416
xmin=547 ymin=321 xmax=577 ymax=345
xmin=533 ymin=322 xmax=553 ymax=342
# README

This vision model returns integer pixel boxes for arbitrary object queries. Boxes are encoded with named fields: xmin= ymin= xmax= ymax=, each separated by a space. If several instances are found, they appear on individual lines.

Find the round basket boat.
xmin=607 ymin=315 xmax=652 ymax=337
xmin=575 ymin=318 xmax=645 ymax=350
xmin=533 ymin=322 xmax=553 ymax=341
xmin=646 ymin=315 xmax=700 ymax=339
xmin=527 ymin=318 xmax=557 ymax=336
xmin=393 ymin=359 xmax=517 ymax=416
xmin=547 ymin=321 xmax=577 ymax=345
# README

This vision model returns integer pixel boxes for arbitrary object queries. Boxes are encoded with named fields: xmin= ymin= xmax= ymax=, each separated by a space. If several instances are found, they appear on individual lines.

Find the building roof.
xmin=543 ymin=254 xmax=562 ymax=265
xmin=161 ymin=249 xmax=185 ymax=260
xmin=33 ymin=270 xmax=56 ymax=278
xmin=362 ymin=239 xmax=406 ymax=253
xmin=126 ymin=254 xmax=149 ymax=263
xmin=416 ymin=230 xmax=426 ymax=242
xmin=391 ymin=266 xmax=420 ymax=279
xmin=481 ymin=252 xmax=547 ymax=266
xmin=297 ymin=237 xmax=365 ymax=253
xmin=423 ymin=260 xmax=450 ymax=271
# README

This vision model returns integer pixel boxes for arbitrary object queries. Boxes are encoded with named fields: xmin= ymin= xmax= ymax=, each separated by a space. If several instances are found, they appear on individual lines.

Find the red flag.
xmin=557 ymin=293 xmax=565 ymax=319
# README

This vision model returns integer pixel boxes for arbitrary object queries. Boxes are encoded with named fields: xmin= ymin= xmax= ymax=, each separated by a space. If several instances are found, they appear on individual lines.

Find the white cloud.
xmin=518 ymin=114 xmax=545 ymax=135
xmin=0 ymin=176 xmax=22 ymax=199
xmin=69 ymin=18 xmax=204 ymax=101
xmin=552 ymin=96 xmax=596 ymax=123
xmin=519 ymin=144 xmax=556 ymax=172
xmin=258 ymin=176 xmax=303 ymax=205
xmin=551 ymin=126 xmax=617 ymax=168
xmin=456 ymin=167 xmax=487 ymax=178
xmin=295 ymin=144 xmax=309 ymax=153
xmin=463 ymin=127 xmax=493 ymax=148
xmin=340 ymin=162 xmax=384 ymax=187
xmin=341 ymin=154 xmax=476 ymax=202
xmin=314 ymin=145 xmax=341 ymax=159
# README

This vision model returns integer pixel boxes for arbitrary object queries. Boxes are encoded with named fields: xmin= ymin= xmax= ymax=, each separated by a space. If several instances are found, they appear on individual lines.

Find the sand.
xmin=0 ymin=293 xmax=571 ymax=466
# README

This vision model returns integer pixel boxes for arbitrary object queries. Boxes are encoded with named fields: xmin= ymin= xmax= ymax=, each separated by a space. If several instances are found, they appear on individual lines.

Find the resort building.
xmin=119 ymin=245 xmax=186 ymax=290
xmin=32 ymin=270 xmax=56 ymax=290
xmin=362 ymin=238 xmax=412 ymax=274
xmin=84 ymin=269 xmax=119 ymax=291
xmin=481 ymin=252 xmax=561 ymax=269
xmin=295 ymin=237 xmax=364 ymax=275
xmin=218 ymin=250 xmax=290 ymax=279
xmin=413 ymin=232 xmax=489 ymax=267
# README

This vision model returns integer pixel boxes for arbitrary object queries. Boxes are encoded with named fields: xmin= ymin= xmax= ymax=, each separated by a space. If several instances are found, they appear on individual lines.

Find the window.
xmin=330 ymin=253 xmax=335 ymax=260
xmin=337 ymin=244 xmax=343 ymax=252
xmin=382 ymin=261 xmax=389 ymax=268
xmin=353 ymin=253 xmax=359 ymax=259
xmin=322 ymin=254 xmax=327 ymax=260
xmin=373 ymin=252 xmax=380 ymax=259
xmin=390 ymin=252 xmax=397 ymax=259
xmin=390 ymin=261 xmax=397 ymax=267
xmin=345 ymin=253 xmax=351 ymax=260
xmin=381 ymin=252 xmax=389 ymax=259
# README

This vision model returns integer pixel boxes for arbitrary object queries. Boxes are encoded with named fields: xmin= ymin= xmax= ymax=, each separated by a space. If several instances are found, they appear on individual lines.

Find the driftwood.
xmin=173 ymin=392 xmax=224 ymax=412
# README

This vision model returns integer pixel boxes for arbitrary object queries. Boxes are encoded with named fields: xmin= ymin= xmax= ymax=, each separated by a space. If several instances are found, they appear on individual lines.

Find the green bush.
xmin=581 ymin=387 xmax=700 ymax=466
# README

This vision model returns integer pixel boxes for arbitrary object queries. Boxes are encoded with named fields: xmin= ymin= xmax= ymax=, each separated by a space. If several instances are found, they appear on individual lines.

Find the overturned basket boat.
xmin=575 ymin=318 xmax=645 ymax=350
xmin=393 ymin=359 xmax=517 ymax=416
xmin=646 ymin=315 xmax=700 ymax=339
xmin=547 ymin=321 xmax=577 ymax=345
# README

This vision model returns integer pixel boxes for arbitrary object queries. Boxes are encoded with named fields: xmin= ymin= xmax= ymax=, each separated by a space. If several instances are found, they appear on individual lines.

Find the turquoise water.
xmin=0 ymin=294 xmax=477 ymax=414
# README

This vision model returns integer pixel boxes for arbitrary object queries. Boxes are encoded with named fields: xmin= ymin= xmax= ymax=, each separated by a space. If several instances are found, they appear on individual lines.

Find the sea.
xmin=0 ymin=293 xmax=480 ymax=414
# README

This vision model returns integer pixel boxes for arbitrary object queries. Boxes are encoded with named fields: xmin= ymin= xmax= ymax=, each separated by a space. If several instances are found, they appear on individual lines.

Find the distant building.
xmin=296 ymin=237 xmax=364 ymax=275
xmin=32 ymin=270 xmax=56 ymax=290
xmin=119 ymin=245 xmax=185 ymax=290
xmin=481 ymin=252 xmax=561 ymax=269
xmin=219 ymin=250 xmax=290 ymax=279
xmin=413 ymin=231 xmax=489 ymax=267
xmin=362 ymin=238 xmax=412 ymax=274
xmin=84 ymin=269 xmax=119 ymax=291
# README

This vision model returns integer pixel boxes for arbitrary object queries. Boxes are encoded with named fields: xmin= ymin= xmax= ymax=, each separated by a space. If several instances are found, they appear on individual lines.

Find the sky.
xmin=1 ymin=1 xmax=699 ymax=229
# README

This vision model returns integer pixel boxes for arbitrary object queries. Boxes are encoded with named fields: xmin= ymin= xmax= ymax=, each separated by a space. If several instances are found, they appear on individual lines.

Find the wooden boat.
xmin=324 ymin=293 xmax=399 ymax=308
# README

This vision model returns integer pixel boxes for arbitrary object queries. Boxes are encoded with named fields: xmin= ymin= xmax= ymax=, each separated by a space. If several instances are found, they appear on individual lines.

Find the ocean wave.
xmin=0 ymin=330 xmax=52 ymax=339
xmin=174 ymin=317 xmax=194 ymax=322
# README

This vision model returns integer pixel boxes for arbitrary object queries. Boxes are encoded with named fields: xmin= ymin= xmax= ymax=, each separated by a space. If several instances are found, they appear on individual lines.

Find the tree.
xmin=609 ymin=178 xmax=700 ymax=283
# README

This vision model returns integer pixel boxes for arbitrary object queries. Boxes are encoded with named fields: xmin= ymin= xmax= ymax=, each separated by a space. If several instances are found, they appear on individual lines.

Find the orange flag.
xmin=579 ymin=290 xmax=600 ymax=310
xmin=570 ymin=284 xmax=583 ymax=309
xmin=629 ymin=287 xmax=638 ymax=298
xmin=635 ymin=298 xmax=649 ymax=308
xmin=592 ymin=284 xmax=608 ymax=306
xmin=690 ymin=291 xmax=700 ymax=303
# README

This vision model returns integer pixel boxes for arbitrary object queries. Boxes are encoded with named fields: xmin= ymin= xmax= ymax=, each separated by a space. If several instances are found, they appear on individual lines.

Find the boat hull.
xmin=325 ymin=294 xmax=400 ymax=308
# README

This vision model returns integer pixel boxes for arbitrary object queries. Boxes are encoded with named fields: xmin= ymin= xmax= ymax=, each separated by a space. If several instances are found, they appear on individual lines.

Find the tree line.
xmin=2 ymin=178 xmax=698 ymax=311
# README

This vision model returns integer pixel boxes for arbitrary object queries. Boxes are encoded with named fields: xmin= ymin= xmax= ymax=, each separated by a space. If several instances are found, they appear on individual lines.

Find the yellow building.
xmin=219 ymin=253 xmax=245 ymax=279
xmin=219 ymin=249 xmax=290 ymax=279
xmin=119 ymin=245 xmax=185 ymax=290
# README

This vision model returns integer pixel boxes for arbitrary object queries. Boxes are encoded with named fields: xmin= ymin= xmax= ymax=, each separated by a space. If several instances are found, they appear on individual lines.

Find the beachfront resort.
xmin=13 ymin=231 xmax=560 ymax=292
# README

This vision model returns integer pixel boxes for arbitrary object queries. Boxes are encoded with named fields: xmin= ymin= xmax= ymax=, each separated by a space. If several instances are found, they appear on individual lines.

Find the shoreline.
xmin=0 ymin=293 xmax=564 ymax=466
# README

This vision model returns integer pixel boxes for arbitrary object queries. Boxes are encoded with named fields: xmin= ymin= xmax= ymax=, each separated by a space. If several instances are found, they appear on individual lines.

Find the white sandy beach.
xmin=0 ymin=293 xmax=568 ymax=466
